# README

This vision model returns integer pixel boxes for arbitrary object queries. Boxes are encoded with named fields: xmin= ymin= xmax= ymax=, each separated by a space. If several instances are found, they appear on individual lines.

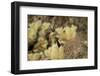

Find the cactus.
xmin=28 ymin=20 xmax=42 ymax=45
xmin=55 ymin=24 xmax=77 ymax=41
xmin=44 ymin=43 xmax=65 ymax=60
xmin=28 ymin=16 xmax=88 ymax=60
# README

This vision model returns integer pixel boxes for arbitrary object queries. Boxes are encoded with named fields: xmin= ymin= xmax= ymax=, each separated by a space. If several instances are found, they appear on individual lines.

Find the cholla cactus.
xmin=55 ymin=27 xmax=66 ymax=40
xmin=28 ymin=20 xmax=42 ymax=45
xmin=34 ymin=36 xmax=48 ymax=51
xmin=44 ymin=43 xmax=64 ymax=59
xmin=39 ymin=22 xmax=50 ymax=37
xmin=64 ymin=24 xmax=77 ymax=40
xmin=58 ymin=46 xmax=64 ymax=59
xmin=28 ymin=16 xmax=87 ymax=60
xmin=41 ymin=22 xmax=50 ymax=31
xmin=49 ymin=43 xmax=59 ymax=59
xmin=55 ymin=24 xmax=77 ymax=41
xmin=28 ymin=53 xmax=41 ymax=60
